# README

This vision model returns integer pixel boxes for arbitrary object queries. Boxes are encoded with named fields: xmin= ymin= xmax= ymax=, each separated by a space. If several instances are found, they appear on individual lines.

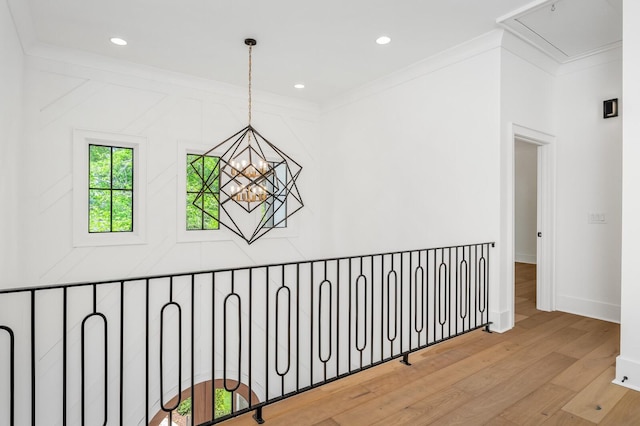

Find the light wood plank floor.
xmin=223 ymin=263 xmax=636 ymax=425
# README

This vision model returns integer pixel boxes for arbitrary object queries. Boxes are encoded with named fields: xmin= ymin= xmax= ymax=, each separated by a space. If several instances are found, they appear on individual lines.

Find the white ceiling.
xmin=498 ymin=0 xmax=622 ymax=62
xmin=8 ymin=0 xmax=622 ymax=103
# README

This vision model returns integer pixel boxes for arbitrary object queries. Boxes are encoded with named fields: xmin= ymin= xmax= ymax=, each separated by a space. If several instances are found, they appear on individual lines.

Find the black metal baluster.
xmin=276 ymin=265 xmax=291 ymax=394
xmin=296 ymin=263 xmax=300 ymax=392
xmin=380 ymin=255 xmax=385 ymax=361
xmin=81 ymin=284 xmax=108 ymax=426
xmin=414 ymin=254 xmax=425 ymax=343
xmin=473 ymin=245 xmax=480 ymax=327
xmin=224 ymin=272 xmax=241 ymax=414
xmin=336 ymin=260 xmax=340 ymax=378
xmin=0 ymin=325 xmax=15 ymax=426
xmin=399 ymin=253 xmax=404 ymax=355
xmin=370 ymin=256 xmax=374 ymax=364
xmin=191 ymin=275 xmax=195 ymax=423
xmin=433 ymin=250 xmax=437 ymax=344
xmin=248 ymin=268 xmax=253 ymax=411
xmin=145 ymin=279 xmax=149 ymax=426
xmin=310 ymin=262 xmax=314 ymax=385
xmin=486 ymin=243 xmax=493 ymax=329
xmin=386 ymin=258 xmax=397 ymax=354
xmin=265 ymin=268 xmax=270 ymax=405
xmin=409 ymin=251 xmax=413 ymax=353
xmin=318 ymin=262 xmax=332 ymax=381
xmin=449 ymin=248 xmax=454 ymax=338
xmin=425 ymin=250 xmax=430 ymax=346
xmin=160 ymin=279 xmax=182 ymax=414
xmin=211 ymin=273 xmax=216 ymax=421
xmin=455 ymin=247 xmax=459 ymax=335
xmin=119 ymin=281 xmax=124 ymax=426
xmin=31 ymin=290 xmax=35 ymax=426
xmin=63 ymin=288 xmax=67 ymax=426
xmin=348 ymin=258 xmax=352 ymax=373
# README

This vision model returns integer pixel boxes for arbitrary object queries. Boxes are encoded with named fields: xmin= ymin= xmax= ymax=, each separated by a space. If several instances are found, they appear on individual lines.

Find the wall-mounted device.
xmin=603 ymin=98 xmax=618 ymax=119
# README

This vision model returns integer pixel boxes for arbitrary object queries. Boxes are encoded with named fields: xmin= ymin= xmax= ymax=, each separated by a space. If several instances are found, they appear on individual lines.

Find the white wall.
xmin=554 ymin=49 xmax=622 ymax=322
xmin=616 ymin=0 xmax=640 ymax=392
xmin=14 ymin=51 xmax=323 ymax=287
xmin=499 ymin=34 xmax=556 ymax=330
xmin=0 ymin=0 xmax=25 ymax=289
xmin=514 ymin=140 xmax=537 ymax=264
xmin=321 ymin=31 xmax=502 ymax=321
xmin=499 ymin=32 xmax=622 ymax=327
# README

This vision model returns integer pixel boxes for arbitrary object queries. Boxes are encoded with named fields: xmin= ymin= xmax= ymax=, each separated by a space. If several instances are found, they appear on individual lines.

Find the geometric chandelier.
xmin=190 ymin=38 xmax=303 ymax=244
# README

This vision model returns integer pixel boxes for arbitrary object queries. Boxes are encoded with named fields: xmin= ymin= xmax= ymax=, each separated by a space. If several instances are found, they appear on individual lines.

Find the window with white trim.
xmin=73 ymin=130 xmax=147 ymax=247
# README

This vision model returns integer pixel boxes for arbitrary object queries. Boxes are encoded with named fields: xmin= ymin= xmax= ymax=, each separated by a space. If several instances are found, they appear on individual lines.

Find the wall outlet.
xmin=588 ymin=213 xmax=607 ymax=224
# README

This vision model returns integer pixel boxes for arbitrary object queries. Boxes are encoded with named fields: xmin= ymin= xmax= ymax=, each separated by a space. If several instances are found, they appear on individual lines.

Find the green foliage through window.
xmin=176 ymin=397 xmax=192 ymax=417
xmin=89 ymin=144 xmax=133 ymax=233
xmin=214 ymin=388 xmax=232 ymax=418
xmin=187 ymin=154 xmax=220 ymax=230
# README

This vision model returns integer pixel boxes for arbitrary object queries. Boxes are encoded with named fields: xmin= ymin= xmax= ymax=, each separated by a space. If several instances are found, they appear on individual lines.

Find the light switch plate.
xmin=588 ymin=213 xmax=607 ymax=224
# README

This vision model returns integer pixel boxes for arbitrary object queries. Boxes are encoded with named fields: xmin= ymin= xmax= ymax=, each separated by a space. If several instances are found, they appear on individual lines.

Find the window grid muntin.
xmin=187 ymin=154 xmax=220 ymax=231
xmin=88 ymin=144 xmax=134 ymax=233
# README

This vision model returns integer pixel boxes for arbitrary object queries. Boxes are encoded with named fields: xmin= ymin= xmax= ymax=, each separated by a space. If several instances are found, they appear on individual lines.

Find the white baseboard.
xmin=556 ymin=294 xmax=620 ymax=323
xmin=514 ymin=253 xmax=537 ymax=264
xmin=614 ymin=356 xmax=640 ymax=391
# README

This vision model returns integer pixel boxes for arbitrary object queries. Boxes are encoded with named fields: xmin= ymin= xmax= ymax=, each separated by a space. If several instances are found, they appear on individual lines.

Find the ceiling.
xmin=8 ymin=0 xmax=622 ymax=104
xmin=498 ymin=0 xmax=622 ymax=63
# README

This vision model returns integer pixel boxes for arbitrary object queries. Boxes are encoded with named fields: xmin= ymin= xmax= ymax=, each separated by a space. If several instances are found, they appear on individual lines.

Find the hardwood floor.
xmin=223 ymin=263 xmax=636 ymax=425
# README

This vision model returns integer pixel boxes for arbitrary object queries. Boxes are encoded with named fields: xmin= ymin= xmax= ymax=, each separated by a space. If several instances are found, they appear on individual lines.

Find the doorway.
xmin=514 ymin=139 xmax=538 ymax=321
xmin=499 ymin=124 xmax=555 ymax=331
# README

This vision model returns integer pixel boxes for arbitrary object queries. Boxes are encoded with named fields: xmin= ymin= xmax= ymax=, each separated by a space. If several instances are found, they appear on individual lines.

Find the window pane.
xmin=89 ymin=145 xmax=112 ymax=189
xmin=186 ymin=192 xmax=203 ymax=230
xmin=204 ymin=156 xmax=220 ymax=192
xmin=89 ymin=189 xmax=111 ymax=232
xmin=186 ymin=153 xmax=219 ymax=231
xmin=89 ymin=144 xmax=134 ymax=233
xmin=203 ymin=193 xmax=219 ymax=230
xmin=263 ymin=162 xmax=287 ymax=228
xmin=187 ymin=154 xmax=202 ymax=192
xmin=112 ymin=147 xmax=133 ymax=190
xmin=214 ymin=388 xmax=232 ymax=418
xmin=112 ymin=191 xmax=133 ymax=232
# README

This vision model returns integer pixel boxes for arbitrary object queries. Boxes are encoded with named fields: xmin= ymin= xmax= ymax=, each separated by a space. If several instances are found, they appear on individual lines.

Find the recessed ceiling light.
xmin=110 ymin=37 xmax=128 ymax=46
xmin=294 ymin=83 xmax=305 ymax=89
xmin=376 ymin=36 xmax=391 ymax=45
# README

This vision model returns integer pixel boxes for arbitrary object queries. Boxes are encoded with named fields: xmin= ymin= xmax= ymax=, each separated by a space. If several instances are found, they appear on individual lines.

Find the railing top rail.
xmin=0 ymin=241 xmax=495 ymax=295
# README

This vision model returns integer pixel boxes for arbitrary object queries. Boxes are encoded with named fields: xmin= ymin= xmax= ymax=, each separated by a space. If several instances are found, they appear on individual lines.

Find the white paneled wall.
xmin=16 ymin=54 xmax=322 ymax=287
xmin=0 ymin=0 xmax=26 ymax=288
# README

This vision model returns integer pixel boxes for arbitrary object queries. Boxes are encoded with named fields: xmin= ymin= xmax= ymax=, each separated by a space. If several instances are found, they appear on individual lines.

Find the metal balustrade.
xmin=0 ymin=242 xmax=494 ymax=426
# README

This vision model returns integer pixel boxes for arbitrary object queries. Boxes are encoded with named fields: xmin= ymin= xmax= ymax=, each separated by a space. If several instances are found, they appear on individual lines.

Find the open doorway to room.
xmin=514 ymin=139 xmax=538 ymax=322
xmin=502 ymin=124 xmax=555 ymax=332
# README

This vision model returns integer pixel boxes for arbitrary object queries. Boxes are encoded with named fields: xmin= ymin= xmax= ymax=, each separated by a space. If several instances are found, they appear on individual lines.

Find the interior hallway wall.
xmin=616 ymin=0 xmax=640 ymax=392
xmin=321 ymin=31 xmax=503 ymax=324
xmin=554 ymin=49 xmax=622 ymax=322
xmin=0 ymin=0 xmax=26 ymax=289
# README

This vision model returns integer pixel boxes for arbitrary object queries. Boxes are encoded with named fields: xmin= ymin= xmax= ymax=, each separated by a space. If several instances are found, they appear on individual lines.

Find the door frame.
xmin=502 ymin=123 xmax=556 ymax=329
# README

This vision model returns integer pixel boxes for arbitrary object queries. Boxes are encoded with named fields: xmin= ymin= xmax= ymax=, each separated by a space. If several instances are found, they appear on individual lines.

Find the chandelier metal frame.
xmin=190 ymin=38 xmax=303 ymax=244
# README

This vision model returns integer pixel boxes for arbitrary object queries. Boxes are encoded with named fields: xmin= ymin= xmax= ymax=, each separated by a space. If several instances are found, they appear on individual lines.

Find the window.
xmin=73 ymin=130 xmax=147 ymax=247
xmin=186 ymin=154 xmax=219 ymax=230
xmin=263 ymin=161 xmax=288 ymax=228
xmin=89 ymin=145 xmax=134 ymax=232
